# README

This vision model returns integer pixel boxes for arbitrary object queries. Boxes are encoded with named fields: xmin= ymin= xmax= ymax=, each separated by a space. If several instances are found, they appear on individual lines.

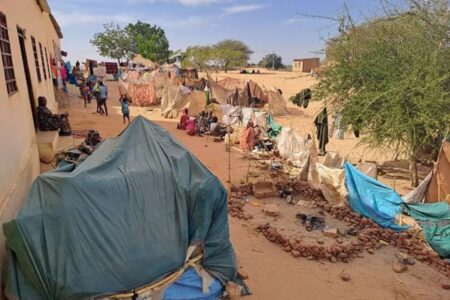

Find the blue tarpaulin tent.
xmin=345 ymin=162 xmax=408 ymax=231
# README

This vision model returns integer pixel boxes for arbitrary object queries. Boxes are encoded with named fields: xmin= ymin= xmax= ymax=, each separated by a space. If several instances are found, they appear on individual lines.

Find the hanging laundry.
xmin=314 ymin=107 xmax=329 ymax=155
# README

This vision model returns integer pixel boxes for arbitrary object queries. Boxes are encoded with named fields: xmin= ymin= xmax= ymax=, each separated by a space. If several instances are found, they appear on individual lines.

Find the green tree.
xmin=90 ymin=23 xmax=132 ymax=64
xmin=182 ymin=46 xmax=214 ymax=71
xmin=258 ymin=53 xmax=283 ymax=69
xmin=214 ymin=40 xmax=253 ymax=71
xmin=316 ymin=0 xmax=450 ymax=187
xmin=126 ymin=21 xmax=170 ymax=63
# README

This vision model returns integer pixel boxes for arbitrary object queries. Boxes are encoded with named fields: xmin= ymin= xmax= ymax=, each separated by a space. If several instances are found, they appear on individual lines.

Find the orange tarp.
xmin=426 ymin=142 xmax=450 ymax=203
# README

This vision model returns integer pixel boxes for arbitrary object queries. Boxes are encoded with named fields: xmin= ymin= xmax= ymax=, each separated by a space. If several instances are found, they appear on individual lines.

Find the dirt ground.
xmin=61 ymin=70 xmax=448 ymax=300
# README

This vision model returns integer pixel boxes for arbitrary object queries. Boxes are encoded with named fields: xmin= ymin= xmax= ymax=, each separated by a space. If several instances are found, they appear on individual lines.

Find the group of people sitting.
xmin=177 ymin=109 xmax=226 ymax=137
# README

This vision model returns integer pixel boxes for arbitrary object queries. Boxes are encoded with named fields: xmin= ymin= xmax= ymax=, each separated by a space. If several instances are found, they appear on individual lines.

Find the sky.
xmin=48 ymin=0 xmax=393 ymax=65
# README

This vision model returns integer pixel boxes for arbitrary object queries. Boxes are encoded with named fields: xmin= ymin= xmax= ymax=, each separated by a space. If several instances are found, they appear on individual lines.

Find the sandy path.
xmin=62 ymin=77 xmax=447 ymax=300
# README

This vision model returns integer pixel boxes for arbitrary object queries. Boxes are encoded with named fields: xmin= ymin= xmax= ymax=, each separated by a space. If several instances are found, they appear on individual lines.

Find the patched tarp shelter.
xmin=266 ymin=89 xmax=287 ymax=116
xmin=163 ymin=90 xmax=206 ymax=119
xmin=217 ymin=78 xmax=245 ymax=90
xmin=3 ymin=117 xmax=237 ymax=300
xmin=208 ymin=75 xmax=234 ymax=104
xmin=427 ymin=142 xmax=450 ymax=203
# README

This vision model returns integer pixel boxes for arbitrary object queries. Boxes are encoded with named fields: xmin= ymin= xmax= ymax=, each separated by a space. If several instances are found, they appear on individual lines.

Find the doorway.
xmin=17 ymin=27 xmax=37 ymax=129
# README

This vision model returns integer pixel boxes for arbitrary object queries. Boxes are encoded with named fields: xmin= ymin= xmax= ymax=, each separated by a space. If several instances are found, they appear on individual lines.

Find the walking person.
xmin=93 ymin=80 xmax=103 ymax=114
xmin=120 ymin=95 xmax=131 ymax=124
xmin=98 ymin=81 xmax=108 ymax=116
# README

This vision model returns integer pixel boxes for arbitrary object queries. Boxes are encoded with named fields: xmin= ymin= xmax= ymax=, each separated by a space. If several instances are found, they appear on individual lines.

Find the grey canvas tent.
xmin=3 ymin=116 xmax=237 ymax=299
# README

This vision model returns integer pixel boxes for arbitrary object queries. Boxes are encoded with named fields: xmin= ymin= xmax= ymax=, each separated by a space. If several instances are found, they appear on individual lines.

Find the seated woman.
xmin=196 ymin=111 xmax=209 ymax=135
xmin=37 ymin=96 xmax=72 ymax=136
xmin=186 ymin=117 xmax=196 ymax=136
xmin=177 ymin=108 xmax=189 ymax=130
xmin=240 ymin=122 xmax=259 ymax=150
xmin=209 ymin=116 xmax=226 ymax=137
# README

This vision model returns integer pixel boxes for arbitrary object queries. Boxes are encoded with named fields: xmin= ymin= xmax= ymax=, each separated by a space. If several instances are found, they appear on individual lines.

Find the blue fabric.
xmin=99 ymin=85 xmax=108 ymax=99
xmin=344 ymin=162 xmax=408 ymax=231
xmin=163 ymin=268 xmax=222 ymax=300
xmin=121 ymin=100 xmax=129 ymax=114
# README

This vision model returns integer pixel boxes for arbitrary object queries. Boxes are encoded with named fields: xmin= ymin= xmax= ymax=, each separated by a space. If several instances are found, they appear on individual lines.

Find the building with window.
xmin=292 ymin=57 xmax=320 ymax=73
xmin=0 ymin=0 xmax=63 ymax=275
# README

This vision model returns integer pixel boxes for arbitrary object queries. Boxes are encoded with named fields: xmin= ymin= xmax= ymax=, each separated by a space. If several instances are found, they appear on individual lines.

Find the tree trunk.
xmin=409 ymin=154 xmax=419 ymax=188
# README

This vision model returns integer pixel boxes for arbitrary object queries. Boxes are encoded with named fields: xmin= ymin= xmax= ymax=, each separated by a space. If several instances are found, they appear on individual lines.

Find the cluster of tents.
xmin=273 ymin=130 xmax=450 ymax=258
xmin=118 ymin=69 xmax=288 ymax=121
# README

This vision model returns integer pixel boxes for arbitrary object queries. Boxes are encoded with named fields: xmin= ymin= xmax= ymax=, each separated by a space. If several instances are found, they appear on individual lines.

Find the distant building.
xmin=0 ymin=0 xmax=63 ymax=276
xmin=292 ymin=58 xmax=320 ymax=73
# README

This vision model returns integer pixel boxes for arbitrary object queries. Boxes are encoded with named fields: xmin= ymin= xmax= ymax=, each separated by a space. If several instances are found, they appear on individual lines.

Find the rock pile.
xmin=228 ymin=197 xmax=253 ymax=220
xmin=232 ymin=180 xmax=450 ymax=278
xmin=276 ymin=181 xmax=324 ymax=202
xmin=257 ymin=221 xmax=450 ymax=277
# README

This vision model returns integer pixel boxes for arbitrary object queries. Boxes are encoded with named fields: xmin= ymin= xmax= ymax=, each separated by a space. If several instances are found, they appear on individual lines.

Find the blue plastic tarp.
xmin=345 ymin=162 xmax=408 ymax=231
xmin=163 ymin=268 xmax=222 ymax=300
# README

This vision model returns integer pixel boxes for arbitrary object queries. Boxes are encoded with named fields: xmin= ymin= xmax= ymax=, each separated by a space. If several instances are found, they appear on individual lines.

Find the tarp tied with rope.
xmin=3 ymin=116 xmax=237 ymax=300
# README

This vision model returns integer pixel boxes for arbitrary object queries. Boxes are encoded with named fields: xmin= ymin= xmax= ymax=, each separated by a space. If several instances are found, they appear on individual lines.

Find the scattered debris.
xmin=392 ymin=261 xmax=408 ymax=273
xmin=225 ymin=281 xmax=242 ymax=300
xmin=367 ymin=248 xmax=375 ymax=255
xmin=339 ymin=271 xmax=351 ymax=282
xmin=249 ymin=200 xmax=263 ymax=207
xmin=396 ymin=253 xmax=416 ymax=265
xmin=323 ymin=228 xmax=339 ymax=238
xmin=346 ymin=228 xmax=359 ymax=236
xmin=263 ymin=204 xmax=280 ymax=217
xmin=228 ymin=198 xmax=253 ymax=220
xmin=253 ymin=182 xmax=277 ymax=199
xmin=296 ymin=214 xmax=325 ymax=231
xmin=238 ymin=270 xmax=249 ymax=280
xmin=233 ymin=179 xmax=450 ymax=277
xmin=296 ymin=200 xmax=317 ymax=208
xmin=441 ymin=283 xmax=450 ymax=290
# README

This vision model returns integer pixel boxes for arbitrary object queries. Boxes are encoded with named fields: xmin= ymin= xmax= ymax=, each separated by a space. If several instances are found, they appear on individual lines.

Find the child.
xmin=79 ymin=79 xmax=89 ymax=108
xmin=120 ymin=95 xmax=130 ymax=124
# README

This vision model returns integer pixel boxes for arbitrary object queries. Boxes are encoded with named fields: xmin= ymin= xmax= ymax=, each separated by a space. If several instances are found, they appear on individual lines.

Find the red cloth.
xmin=186 ymin=119 xmax=196 ymax=136
xmin=179 ymin=114 xmax=188 ymax=130
xmin=240 ymin=127 xmax=258 ymax=149
xmin=60 ymin=67 xmax=67 ymax=81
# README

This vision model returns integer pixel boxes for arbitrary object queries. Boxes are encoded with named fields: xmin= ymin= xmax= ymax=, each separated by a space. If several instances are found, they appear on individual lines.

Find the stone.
xmin=238 ymin=270 xmax=249 ymax=280
xmin=367 ymin=248 xmax=375 ymax=255
xmin=263 ymin=204 xmax=280 ymax=217
xmin=338 ymin=253 xmax=348 ymax=260
xmin=339 ymin=272 xmax=351 ymax=282
xmin=323 ymin=228 xmax=339 ymax=238
xmin=393 ymin=261 xmax=408 ymax=273
xmin=317 ymin=238 xmax=325 ymax=245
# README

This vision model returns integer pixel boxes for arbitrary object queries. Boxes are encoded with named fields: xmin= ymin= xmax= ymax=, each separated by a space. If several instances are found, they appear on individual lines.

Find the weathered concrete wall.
xmin=0 ymin=0 xmax=62 ymax=284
